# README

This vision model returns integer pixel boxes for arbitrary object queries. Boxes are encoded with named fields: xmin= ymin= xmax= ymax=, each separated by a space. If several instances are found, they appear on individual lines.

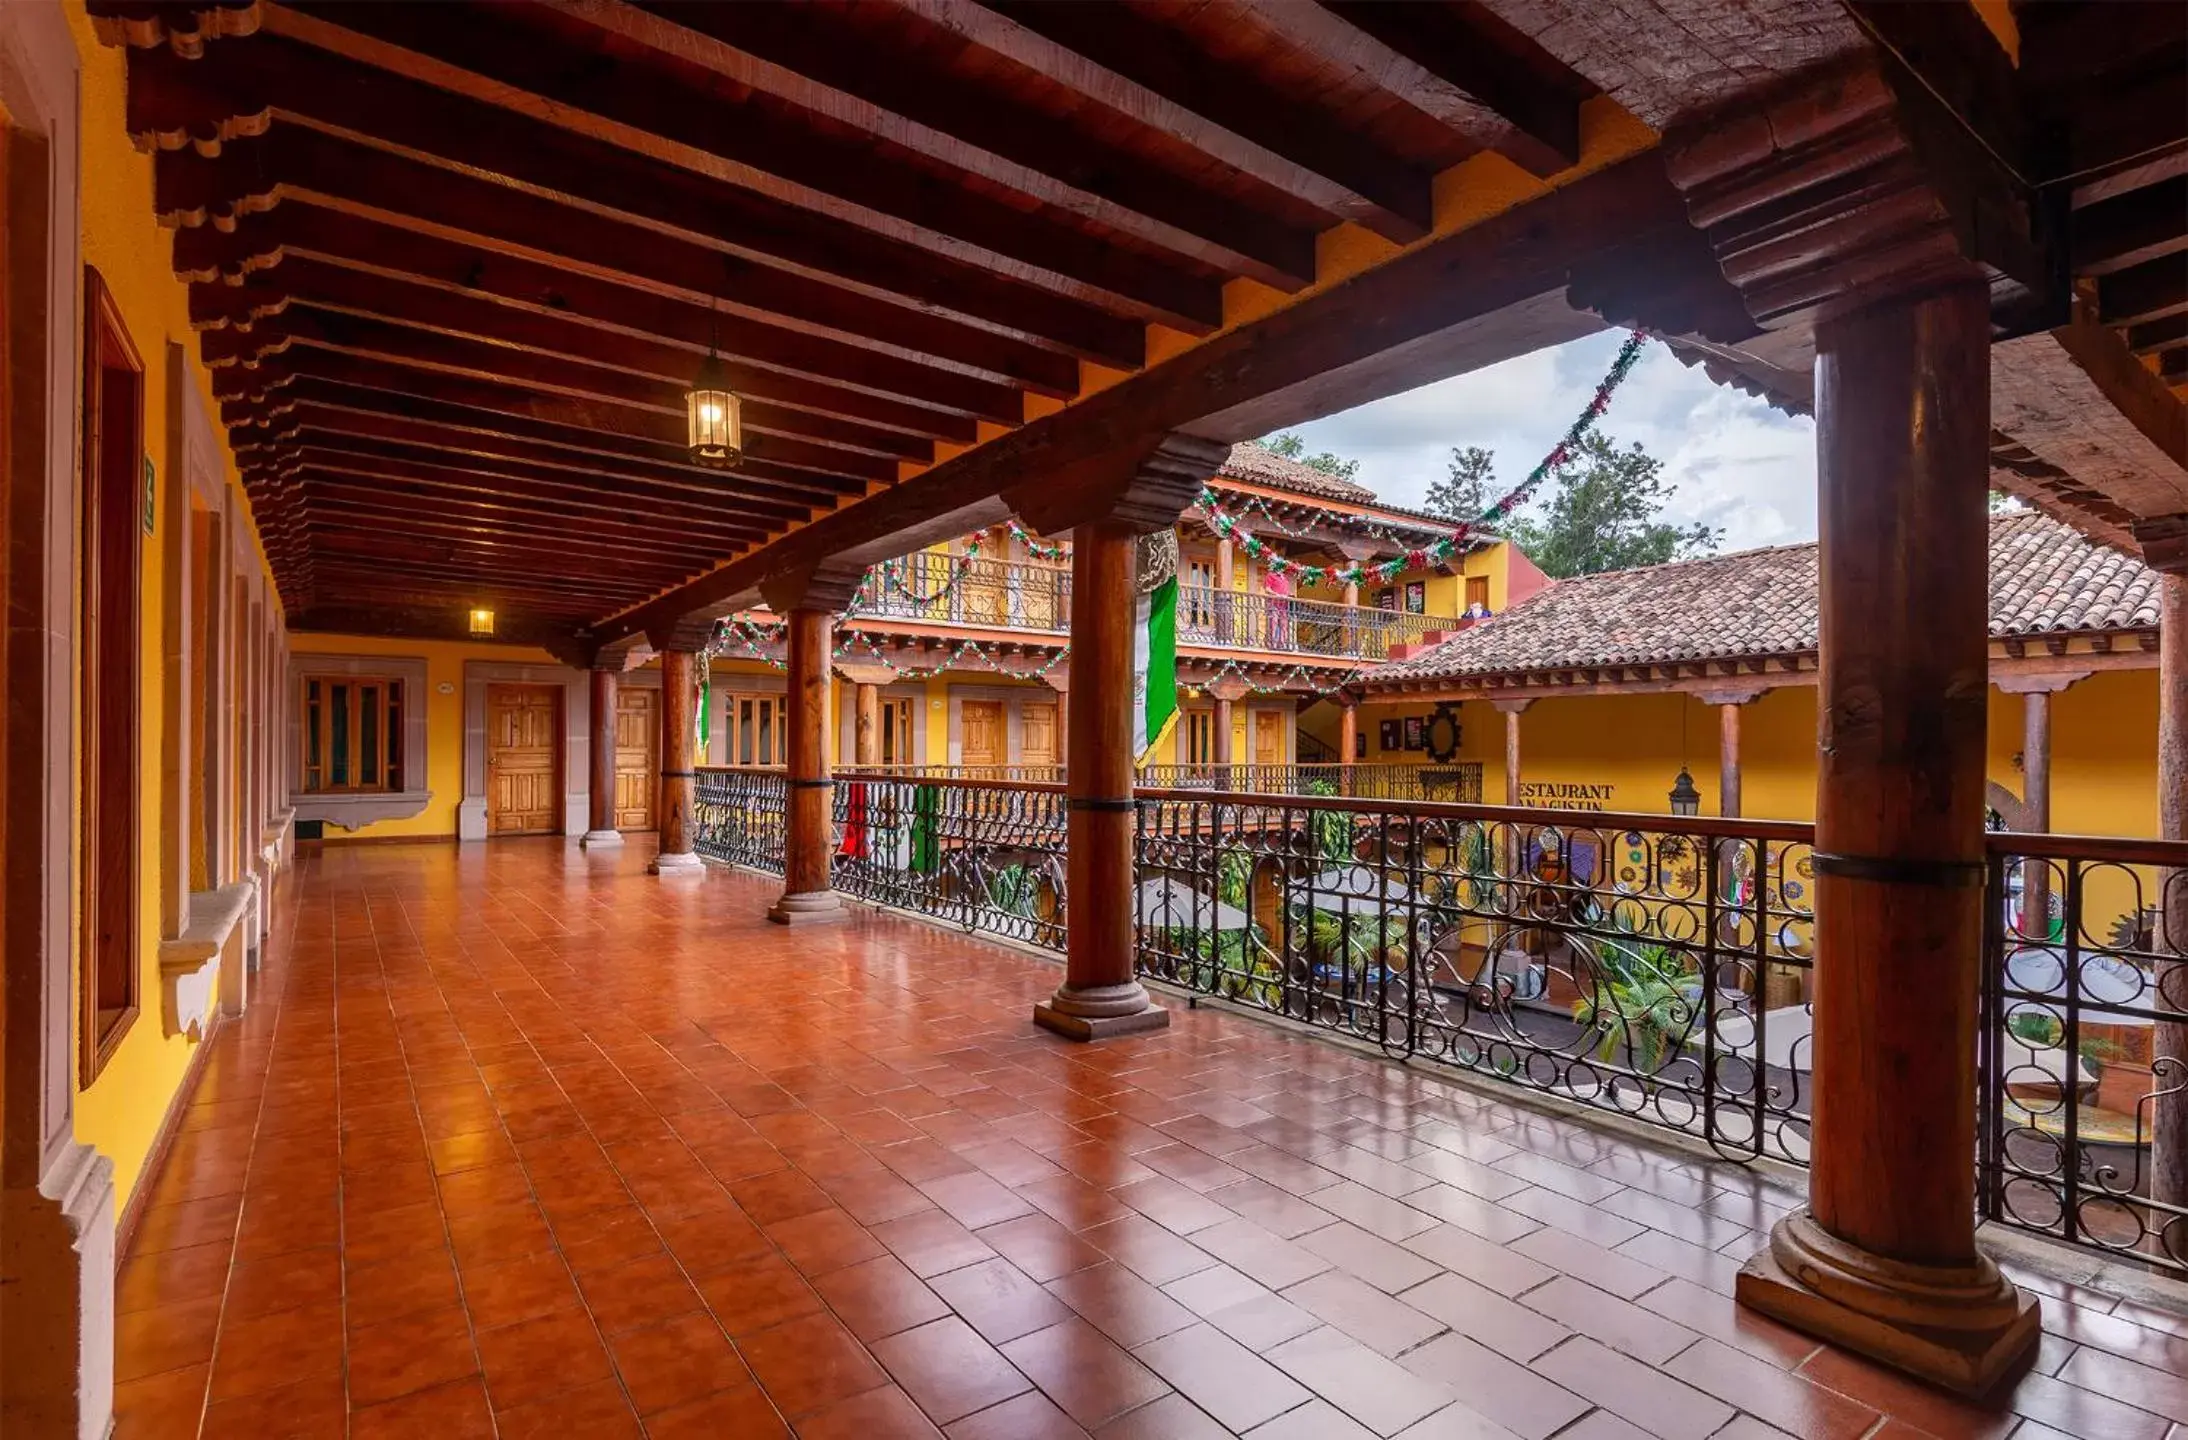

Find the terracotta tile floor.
xmin=112 ymin=840 xmax=2188 ymax=1440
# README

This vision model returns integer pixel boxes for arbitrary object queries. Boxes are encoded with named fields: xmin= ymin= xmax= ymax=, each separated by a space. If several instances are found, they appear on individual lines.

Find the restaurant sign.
xmin=1518 ymin=781 xmax=1615 ymax=811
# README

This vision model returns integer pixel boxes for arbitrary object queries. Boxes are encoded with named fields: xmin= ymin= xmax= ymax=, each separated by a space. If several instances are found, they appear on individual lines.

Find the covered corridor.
xmin=113 ymin=843 xmax=2185 ymax=1439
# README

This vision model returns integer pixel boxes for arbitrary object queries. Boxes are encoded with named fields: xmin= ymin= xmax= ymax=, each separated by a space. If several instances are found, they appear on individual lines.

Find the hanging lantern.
xmin=685 ymin=351 xmax=742 ymax=469
xmin=468 ymin=607 xmax=495 ymax=636
xmin=1668 ymin=767 xmax=1701 ymax=816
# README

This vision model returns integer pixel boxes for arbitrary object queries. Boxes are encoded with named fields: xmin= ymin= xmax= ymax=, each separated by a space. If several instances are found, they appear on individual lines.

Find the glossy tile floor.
xmin=113 ymin=840 xmax=2188 ymax=1439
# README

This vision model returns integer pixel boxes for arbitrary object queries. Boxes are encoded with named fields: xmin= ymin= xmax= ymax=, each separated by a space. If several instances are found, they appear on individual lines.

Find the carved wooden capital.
xmin=1005 ymin=432 xmax=1230 ymax=537
xmin=1491 ymin=698 xmax=1534 ymax=715
xmin=759 ymin=559 xmax=866 ymax=616
xmin=1994 ymin=670 xmax=2094 ymax=696
xmin=833 ymin=661 xmax=895 ymax=688
xmin=2131 ymin=514 xmax=2188 ymax=575
xmin=645 ymin=615 xmax=722 ymax=654
xmin=1205 ymin=676 xmax=1252 ymax=703
xmin=1662 ymin=52 xmax=2051 ymax=335
xmin=1694 ymin=684 xmax=1774 ymax=707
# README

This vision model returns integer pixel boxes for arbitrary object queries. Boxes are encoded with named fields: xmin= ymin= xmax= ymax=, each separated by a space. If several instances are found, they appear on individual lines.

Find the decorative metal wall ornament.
xmin=1136 ymin=527 xmax=1179 ymax=594
xmin=1422 ymin=702 xmax=1463 ymax=764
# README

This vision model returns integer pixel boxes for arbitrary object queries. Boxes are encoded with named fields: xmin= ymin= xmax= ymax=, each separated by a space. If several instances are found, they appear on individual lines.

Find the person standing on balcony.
xmin=1264 ymin=567 xmax=1294 ymax=649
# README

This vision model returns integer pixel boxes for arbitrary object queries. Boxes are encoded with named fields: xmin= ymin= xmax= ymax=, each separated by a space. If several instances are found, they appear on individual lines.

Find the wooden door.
xmin=613 ymin=687 xmax=657 ymax=831
xmin=1253 ymin=710 xmax=1286 ymax=765
xmin=1022 ymin=701 xmax=1057 ymax=767
xmin=880 ymin=697 xmax=915 ymax=765
xmin=487 ymin=684 xmax=561 ymax=835
xmin=961 ymin=700 xmax=1003 ymax=768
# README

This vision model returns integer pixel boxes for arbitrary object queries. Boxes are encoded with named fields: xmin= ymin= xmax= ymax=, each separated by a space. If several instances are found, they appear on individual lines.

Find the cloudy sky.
xmin=1272 ymin=331 xmax=1820 ymax=553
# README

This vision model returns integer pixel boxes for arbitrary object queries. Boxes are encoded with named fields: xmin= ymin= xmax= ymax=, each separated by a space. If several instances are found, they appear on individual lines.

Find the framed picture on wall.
xmin=1404 ymin=581 xmax=1426 ymax=614
xmin=1378 ymin=719 xmax=1400 ymax=750
xmin=1375 ymin=588 xmax=1397 ymax=611
xmin=1403 ymin=716 xmax=1424 ymax=750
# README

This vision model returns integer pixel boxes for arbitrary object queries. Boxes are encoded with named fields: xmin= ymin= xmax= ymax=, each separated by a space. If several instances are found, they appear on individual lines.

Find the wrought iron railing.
xmin=853 ymin=552 xmax=1070 ymax=630
xmin=839 ymin=763 xmax=1066 ymax=785
xmin=832 ymin=774 xmax=1068 ymax=948
xmin=1176 ymin=586 xmax=1456 ymax=660
xmin=692 ymin=767 xmax=788 ymax=874
xmin=1138 ymin=763 xmax=1484 ymax=802
xmin=1981 ymin=831 xmax=2187 ymax=1274
xmin=1135 ymin=789 xmax=1816 ymax=1163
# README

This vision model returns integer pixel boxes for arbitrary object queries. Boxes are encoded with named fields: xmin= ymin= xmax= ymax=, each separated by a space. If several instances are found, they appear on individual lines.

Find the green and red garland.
xmin=1195 ymin=329 xmax=1650 ymax=588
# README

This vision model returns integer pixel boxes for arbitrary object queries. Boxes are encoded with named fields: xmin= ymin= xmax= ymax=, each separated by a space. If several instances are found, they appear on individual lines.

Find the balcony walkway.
xmin=114 ymin=842 xmax=2186 ymax=1440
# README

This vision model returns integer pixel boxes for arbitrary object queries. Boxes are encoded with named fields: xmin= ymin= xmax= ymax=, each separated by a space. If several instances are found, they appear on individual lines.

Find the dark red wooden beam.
xmin=122 ymin=26 xmax=1147 ymax=369
xmin=261 ymin=3 xmax=1226 ymax=331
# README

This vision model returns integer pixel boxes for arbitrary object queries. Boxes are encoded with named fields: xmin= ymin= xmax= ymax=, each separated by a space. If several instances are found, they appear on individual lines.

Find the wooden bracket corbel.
xmin=1005 ymin=432 xmax=1230 ymax=537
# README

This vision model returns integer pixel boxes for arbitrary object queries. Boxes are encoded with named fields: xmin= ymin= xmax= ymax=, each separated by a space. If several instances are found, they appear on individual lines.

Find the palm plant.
xmin=1572 ymin=940 xmax=1696 ymax=1073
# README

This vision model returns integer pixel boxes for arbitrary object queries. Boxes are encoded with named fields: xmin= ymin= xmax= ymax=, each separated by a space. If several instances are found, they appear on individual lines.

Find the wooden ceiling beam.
xmin=285 ymin=447 xmax=786 ymax=537
xmin=208 ymin=320 xmax=900 ymax=485
xmin=218 ymin=359 xmax=867 ymax=501
xmin=287 ymin=603 xmax=584 ymax=647
xmin=230 ymin=383 xmax=846 ymax=513
xmin=178 ymin=217 xmax=1013 ymax=436
xmin=296 ymin=487 xmax=757 ymax=561
xmin=306 ymin=554 xmax=641 ymax=601
xmin=158 ymin=135 xmax=1050 ymax=417
xmin=123 ymin=27 xmax=1146 ymax=369
xmin=2129 ymin=315 xmax=2188 ymax=355
xmin=1257 ymin=1 xmax=1587 ymax=177
xmin=196 ymin=274 xmax=952 ymax=457
xmin=260 ymin=2 xmax=1225 ymax=332
xmin=597 ymin=0 xmax=1319 ymax=291
xmin=2072 ymin=175 xmax=2188 ymax=277
xmin=2101 ymin=254 xmax=2188 ymax=327
xmin=929 ymin=0 xmax=1433 ymax=243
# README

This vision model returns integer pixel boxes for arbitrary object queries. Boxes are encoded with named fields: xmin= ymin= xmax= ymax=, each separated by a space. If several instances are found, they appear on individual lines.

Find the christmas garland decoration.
xmin=1211 ymin=488 xmax=1419 ymax=546
xmin=1194 ymin=329 xmax=1650 ymax=588
xmin=1005 ymin=520 xmax=1068 ymax=561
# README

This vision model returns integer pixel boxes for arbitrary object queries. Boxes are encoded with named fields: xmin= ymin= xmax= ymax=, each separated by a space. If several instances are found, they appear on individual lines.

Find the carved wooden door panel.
xmin=1022 ymin=701 xmax=1057 ymax=768
xmin=487 ymin=684 xmax=561 ymax=835
xmin=1253 ymin=710 xmax=1286 ymax=765
xmin=613 ymin=687 xmax=657 ymax=831
xmin=880 ymin=697 xmax=915 ymax=765
xmin=960 ymin=700 xmax=1003 ymax=769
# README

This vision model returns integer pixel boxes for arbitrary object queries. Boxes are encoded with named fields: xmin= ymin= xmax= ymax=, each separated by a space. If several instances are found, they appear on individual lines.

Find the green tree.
xmin=1501 ymin=432 xmax=1721 ymax=578
xmin=1260 ymin=432 xmax=1360 ymax=482
xmin=1423 ymin=445 xmax=1498 ymax=526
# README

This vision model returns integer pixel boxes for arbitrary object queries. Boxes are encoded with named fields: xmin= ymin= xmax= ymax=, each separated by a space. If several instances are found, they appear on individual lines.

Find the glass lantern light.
xmin=686 ymin=350 xmax=742 ymax=469
xmin=1667 ymin=766 xmax=1701 ymax=816
xmin=468 ymin=607 xmax=495 ymax=637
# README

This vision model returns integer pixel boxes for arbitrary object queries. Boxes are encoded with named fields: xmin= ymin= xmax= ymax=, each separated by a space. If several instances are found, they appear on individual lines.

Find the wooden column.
xmin=581 ymin=667 xmax=623 ymax=848
xmin=853 ymin=680 xmax=881 ymax=768
xmin=1212 ymin=696 xmax=1234 ymax=766
xmin=1497 ymin=701 xmax=1526 ymax=806
xmin=1035 ymin=518 xmax=1166 ymax=1038
xmin=1047 ymin=671 xmax=1070 ymax=768
xmin=648 ymin=646 xmax=703 ymax=874
xmin=2021 ymin=689 xmax=2053 ymax=938
xmin=770 ymin=607 xmax=845 ymax=925
xmin=1337 ymin=696 xmax=1358 ymax=794
xmin=1719 ymin=702 xmax=1743 ymax=819
xmin=1736 ymin=283 xmax=2038 ymax=1390
xmin=2154 ymin=572 xmax=2188 ymax=1227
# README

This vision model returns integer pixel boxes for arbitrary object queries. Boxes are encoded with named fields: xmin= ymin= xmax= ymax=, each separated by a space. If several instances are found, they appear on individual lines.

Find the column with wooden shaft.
xmin=2021 ymin=688 xmax=2053 ymax=938
xmin=762 ymin=565 xmax=861 ymax=924
xmin=581 ymin=665 xmax=623 ymax=848
xmin=1215 ymin=536 xmax=1235 ymax=647
xmin=1337 ymin=694 xmax=1358 ymax=795
xmin=647 ymin=641 xmax=704 ymax=874
xmin=1208 ymin=675 xmax=1247 ymax=788
xmin=2153 ymin=571 xmax=2188 ymax=1233
xmin=1493 ymin=699 xmax=1529 ymax=877
xmin=854 ymin=682 xmax=881 ymax=767
xmin=1046 ymin=669 xmax=1070 ymax=768
xmin=1735 ymin=282 xmax=2039 ymax=1390
xmin=1719 ymin=702 xmax=1743 ymax=819
xmin=1011 ymin=432 xmax=1228 ymax=1041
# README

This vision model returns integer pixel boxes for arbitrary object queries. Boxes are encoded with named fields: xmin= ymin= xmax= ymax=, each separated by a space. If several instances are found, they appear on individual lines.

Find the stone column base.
xmin=579 ymin=829 xmax=624 ymax=850
xmin=648 ymin=850 xmax=704 ymax=875
xmin=768 ymin=890 xmax=845 ymax=926
xmin=1 ymin=1141 xmax=116 ymax=1440
xmin=1033 ymin=980 xmax=1170 ymax=1042
xmin=1737 ymin=1211 xmax=2040 ymax=1398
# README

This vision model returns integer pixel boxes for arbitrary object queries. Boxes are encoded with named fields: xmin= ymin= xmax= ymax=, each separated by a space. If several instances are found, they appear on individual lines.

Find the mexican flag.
xmin=1133 ymin=571 xmax=1180 ymax=763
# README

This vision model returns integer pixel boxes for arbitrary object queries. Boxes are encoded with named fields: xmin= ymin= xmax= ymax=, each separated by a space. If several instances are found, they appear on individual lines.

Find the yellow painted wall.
xmin=288 ymin=633 xmax=556 ymax=839
xmin=69 ymin=2 xmax=282 ymax=1207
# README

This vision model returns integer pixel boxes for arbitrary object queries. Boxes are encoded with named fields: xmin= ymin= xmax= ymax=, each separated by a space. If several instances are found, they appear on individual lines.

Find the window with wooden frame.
xmin=81 ymin=267 xmax=144 ymax=1083
xmin=1184 ymin=708 xmax=1216 ymax=764
xmin=726 ymin=693 xmax=788 ymax=767
xmin=299 ymin=674 xmax=407 ymax=793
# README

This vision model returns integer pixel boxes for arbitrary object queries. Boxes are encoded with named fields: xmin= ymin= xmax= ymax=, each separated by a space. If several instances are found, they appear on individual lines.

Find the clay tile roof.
xmin=1376 ymin=511 xmax=2160 ymax=683
xmin=1218 ymin=441 xmax=1377 ymax=502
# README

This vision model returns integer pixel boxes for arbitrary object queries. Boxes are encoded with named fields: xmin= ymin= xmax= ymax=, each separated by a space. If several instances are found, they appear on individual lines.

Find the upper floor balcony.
xmin=853 ymin=552 xmax=1459 ymax=663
